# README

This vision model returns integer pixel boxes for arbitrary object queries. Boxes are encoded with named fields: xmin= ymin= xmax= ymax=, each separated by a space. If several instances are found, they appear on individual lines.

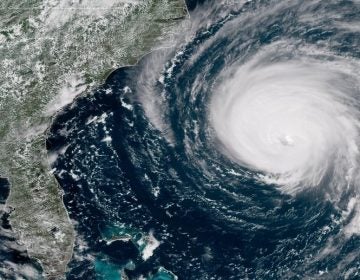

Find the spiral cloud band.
xmin=211 ymin=44 xmax=360 ymax=193
xmin=48 ymin=0 xmax=360 ymax=278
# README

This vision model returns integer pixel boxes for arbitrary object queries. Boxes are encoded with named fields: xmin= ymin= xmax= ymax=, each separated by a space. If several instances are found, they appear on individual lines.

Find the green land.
xmin=0 ymin=0 xmax=187 ymax=278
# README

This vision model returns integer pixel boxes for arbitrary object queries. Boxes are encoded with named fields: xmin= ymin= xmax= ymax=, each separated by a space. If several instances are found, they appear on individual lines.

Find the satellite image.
xmin=1 ymin=0 xmax=360 ymax=279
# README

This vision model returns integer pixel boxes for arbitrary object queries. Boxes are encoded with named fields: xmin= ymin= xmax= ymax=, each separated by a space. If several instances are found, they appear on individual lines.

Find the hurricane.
xmin=47 ymin=0 xmax=360 ymax=279
xmin=211 ymin=43 xmax=360 ymax=193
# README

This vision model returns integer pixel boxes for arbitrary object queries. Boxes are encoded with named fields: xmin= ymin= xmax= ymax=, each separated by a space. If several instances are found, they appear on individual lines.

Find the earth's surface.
xmin=1 ymin=0 xmax=360 ymax=279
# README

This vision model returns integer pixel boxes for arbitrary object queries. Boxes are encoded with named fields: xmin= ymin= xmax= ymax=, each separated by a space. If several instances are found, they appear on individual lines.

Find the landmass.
xmin=0 ymin=0 xmax=187 ymax=278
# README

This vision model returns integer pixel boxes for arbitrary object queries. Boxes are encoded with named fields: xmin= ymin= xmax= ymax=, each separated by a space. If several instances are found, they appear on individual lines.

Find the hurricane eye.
xmin=279 ymin=135 xmax=294 ymax=146
xmin=42 ymin=1 xmax=360 ymax=279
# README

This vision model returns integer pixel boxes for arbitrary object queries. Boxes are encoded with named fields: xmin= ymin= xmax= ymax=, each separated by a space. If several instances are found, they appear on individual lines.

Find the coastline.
xmin=1 ymin=0 xmax=190 ymax=278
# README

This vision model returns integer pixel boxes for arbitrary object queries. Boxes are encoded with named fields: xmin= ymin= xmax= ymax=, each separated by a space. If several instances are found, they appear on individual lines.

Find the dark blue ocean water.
xmin=46 ymin=0 xmax=360 ymax=279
